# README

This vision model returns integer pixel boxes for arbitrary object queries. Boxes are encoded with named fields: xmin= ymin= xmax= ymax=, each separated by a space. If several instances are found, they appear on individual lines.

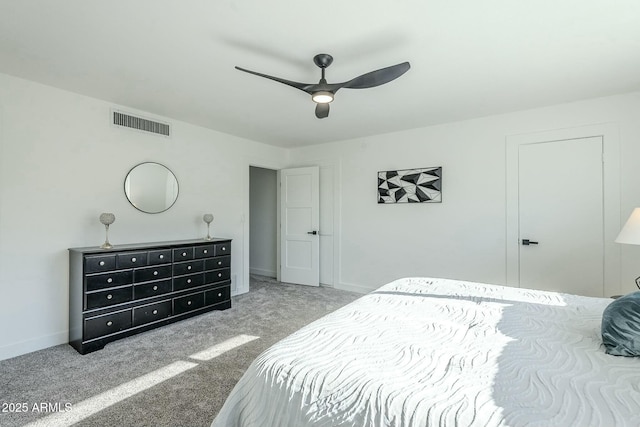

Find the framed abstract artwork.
xmin=377 ymin=166 xmax=442 ymax=204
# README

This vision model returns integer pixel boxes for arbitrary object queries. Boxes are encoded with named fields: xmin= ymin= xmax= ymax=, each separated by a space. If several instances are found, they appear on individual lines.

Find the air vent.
xmin=112 ymin=110 xmax=170 ymax=137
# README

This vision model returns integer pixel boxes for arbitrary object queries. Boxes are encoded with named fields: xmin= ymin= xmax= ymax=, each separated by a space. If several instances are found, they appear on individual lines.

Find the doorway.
xmin=249 ymin=166 xmax=277 ymax=278
xmin=247 ymin=163 xmax=338 ymax=290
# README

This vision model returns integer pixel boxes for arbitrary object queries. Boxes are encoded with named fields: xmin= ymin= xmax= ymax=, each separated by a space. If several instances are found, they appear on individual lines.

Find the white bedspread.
xmin=211 ymin=277 xmax=640 ymax=427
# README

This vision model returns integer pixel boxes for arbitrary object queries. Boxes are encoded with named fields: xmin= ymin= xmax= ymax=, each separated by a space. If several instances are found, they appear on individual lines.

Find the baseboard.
xmin=335 ymin=281 xmax=375 ymax=294
xmin=250 ymin=267 xmax=276 ymax=278
xmin=0 ymin=330 xmax=68 ymax=362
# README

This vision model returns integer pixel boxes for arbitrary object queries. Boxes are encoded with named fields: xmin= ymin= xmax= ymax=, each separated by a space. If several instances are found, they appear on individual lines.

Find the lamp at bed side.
xmin=615 ymin=208 xmax=640 ymax=289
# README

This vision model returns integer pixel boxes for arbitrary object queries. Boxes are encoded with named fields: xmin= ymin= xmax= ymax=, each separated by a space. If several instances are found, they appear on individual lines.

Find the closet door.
xmin=517 ymin=136 xmax=604 ymax=297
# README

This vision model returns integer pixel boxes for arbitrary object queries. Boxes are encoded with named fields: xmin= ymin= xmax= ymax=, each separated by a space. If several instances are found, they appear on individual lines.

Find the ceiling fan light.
xmin=312 ymin=91 xmax=334 ymax=104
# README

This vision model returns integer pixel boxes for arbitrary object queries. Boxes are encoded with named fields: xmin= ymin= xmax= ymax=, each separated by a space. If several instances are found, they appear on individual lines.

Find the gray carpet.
xmin=0 ymin=276 xmax=361 ymax=427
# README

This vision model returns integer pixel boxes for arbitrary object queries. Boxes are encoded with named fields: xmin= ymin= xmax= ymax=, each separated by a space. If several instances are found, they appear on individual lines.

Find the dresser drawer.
xmin=133 ymin=300 xmax=172 ymax=327
xmin=84 ymin=309 xmax=131 ymax=341
xmin=134 ymin=264 xmax=172 ymax=283
xmin=205 ymin=255 xmax=230 ymax=270
xmin=173 ymin=247 xmax=194 ymax=261
xmin=173 ymin=292 xmax=205 ymax=315
xmin=205 ymin=286 xmax=230 ymax=306
xmin=205 ymin=268 xmax=230 ymax=284
xmin=134 ymin=279 xmax=172 ymax=299
xmin=148 ymin=249 xmax=172 ymax=265
xmin=86 ymin=286 xmax=133 ymax=310
xmin=214 ymin=242 xmax=230 ymax=256
xmin=194 ymin=244 xmax=215 ymax=259
xmin=117 ymin=252 xmax=148 ymax=269
xmin=86 ymin=270 xmax=133 ymax=292
xmin=85 ymin=255 xmax=116 ymax=274
xmin=173 ymin=273 xmax=204 ymax=291
xmin=173 ymin=260 xmax=204 ymax=276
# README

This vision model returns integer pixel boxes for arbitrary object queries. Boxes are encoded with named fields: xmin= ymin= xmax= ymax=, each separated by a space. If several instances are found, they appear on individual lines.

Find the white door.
xmin=518 ymin=137 xmax=604 ymax=296
xmin=280 ymin=166 xmax=320 ymax=286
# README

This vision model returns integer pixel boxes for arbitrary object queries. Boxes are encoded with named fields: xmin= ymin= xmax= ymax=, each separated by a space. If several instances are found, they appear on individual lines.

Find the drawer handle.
xmin=153 ymin=285 xmax=158 ymax=291
xmin=153 ymin=271 xmax=158 ymax=276
xmin=187 ymin=300 xmax=192 ymax=305
xmin=131 ymin=257 xmax=137 ymax=262
xmin=217 ymin=261 xmax=222 ymax=266
xmin=106 ymin=321 xmax=113 ymax=326
xmin=159 ymin=254 xmax=164 ymax=259
xmin=187 ymin=266 xmax=192 ymax=270
xmin=152 ymin=310 xmax=158 ymax=315
xmin=182 ymin=252 xmax=187 ymax=257
xmin=218 ymin=293 xmax=222 ymax=297
xmin=106 ymin=294 xmax=113 ymax=300
xmin=107 ymin=278 xmax=113 ymax=283
xmin=203 ymin=249 xmax=208 ymax=254
xmin=218 ymin=273 xmax=222 ymax=278
xmin=221 ymin=246 xmax=226 ymax=251
xmin=99 ymin=261 xmax=105 ymax=266
xmin=187 ymin=279 xmax=192 ymax=284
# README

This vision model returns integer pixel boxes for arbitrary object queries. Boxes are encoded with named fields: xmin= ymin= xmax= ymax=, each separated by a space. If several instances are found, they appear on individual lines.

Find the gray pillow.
xmin=602 ymin=292 xmax=640 ymax=356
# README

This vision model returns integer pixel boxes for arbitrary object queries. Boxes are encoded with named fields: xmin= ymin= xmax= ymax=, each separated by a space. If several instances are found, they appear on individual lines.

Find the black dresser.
xmin=69 ymin=238 xmax=232 ymax=354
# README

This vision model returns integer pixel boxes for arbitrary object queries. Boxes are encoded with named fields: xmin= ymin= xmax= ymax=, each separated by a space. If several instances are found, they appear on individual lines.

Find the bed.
xmin=211 ymin=277 xmax=640 ymax=427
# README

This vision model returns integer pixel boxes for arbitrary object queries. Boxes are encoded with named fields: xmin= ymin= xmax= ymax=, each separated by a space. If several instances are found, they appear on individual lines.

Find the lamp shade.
xmin=616 ymin=208 xmax=640 ymax=245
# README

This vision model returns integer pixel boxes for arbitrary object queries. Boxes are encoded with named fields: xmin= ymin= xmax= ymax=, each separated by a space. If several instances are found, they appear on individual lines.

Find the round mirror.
xmin=124 ymin=162 xmax=179 ymax=214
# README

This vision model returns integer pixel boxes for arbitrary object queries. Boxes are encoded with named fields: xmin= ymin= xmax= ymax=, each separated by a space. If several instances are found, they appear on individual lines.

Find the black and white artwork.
xmin=378 ymin=167 xmax=442 ymax=204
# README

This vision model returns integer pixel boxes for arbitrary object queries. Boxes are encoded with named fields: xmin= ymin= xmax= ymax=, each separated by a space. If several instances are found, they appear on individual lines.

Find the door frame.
xmin=505 ymin=123 xmax=621 ymax=296
xmin=244 ymin=158 xmax=340 ymax=291
xmin=280 ymin=160 xmax=342 ymax=287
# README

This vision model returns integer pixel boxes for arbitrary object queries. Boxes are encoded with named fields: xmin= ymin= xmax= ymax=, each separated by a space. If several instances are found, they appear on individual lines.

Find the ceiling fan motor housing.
xmin=313 ymin=54 xmax=333 ymax=69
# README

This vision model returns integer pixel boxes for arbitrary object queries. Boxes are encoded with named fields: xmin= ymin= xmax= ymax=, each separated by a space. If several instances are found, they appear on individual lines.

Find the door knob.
xmin=307 ymin=231 xmax=318 ymax=235
xmin=522 ymin=239 xmax=539 ymax=246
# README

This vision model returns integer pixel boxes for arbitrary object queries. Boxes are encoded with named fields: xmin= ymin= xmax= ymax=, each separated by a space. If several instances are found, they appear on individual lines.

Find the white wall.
xmin=3 ymin=68 xmax=640 ymax=362
xmin=249 ymin=166 xmax=277 ymax=277
xmin=0 ymin=73 xmax=288 ymax=361
xmin=290 ymin=92 xmax=640 ymax=295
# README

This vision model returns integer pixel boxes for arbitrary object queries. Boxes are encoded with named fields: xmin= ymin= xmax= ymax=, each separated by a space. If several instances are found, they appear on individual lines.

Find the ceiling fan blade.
xmin=315 ymin=103 xmax=330 ymax=119
xmin=235 ymin=66 xmax=315 ymax=94
xmin=341 ymin=62 xmax=411 ymax=90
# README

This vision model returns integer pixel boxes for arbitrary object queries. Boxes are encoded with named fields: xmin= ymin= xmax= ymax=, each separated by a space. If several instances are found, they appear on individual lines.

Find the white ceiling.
xmin=1 ymin=1 xmax=639 ymax=148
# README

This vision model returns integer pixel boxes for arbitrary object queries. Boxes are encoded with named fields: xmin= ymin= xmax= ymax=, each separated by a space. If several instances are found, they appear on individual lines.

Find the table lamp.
xmin=616 ymin=208 xmax=640 ymax=289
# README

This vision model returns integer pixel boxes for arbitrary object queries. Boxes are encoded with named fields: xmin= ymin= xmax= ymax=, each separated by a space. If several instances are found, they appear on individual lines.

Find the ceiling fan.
xmin=235 ymin=54 xmax=411 ymax=119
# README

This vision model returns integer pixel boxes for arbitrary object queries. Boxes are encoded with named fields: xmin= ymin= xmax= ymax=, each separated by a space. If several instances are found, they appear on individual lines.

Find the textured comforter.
xmin=211 ymin=277 xmax=640 ymax=427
